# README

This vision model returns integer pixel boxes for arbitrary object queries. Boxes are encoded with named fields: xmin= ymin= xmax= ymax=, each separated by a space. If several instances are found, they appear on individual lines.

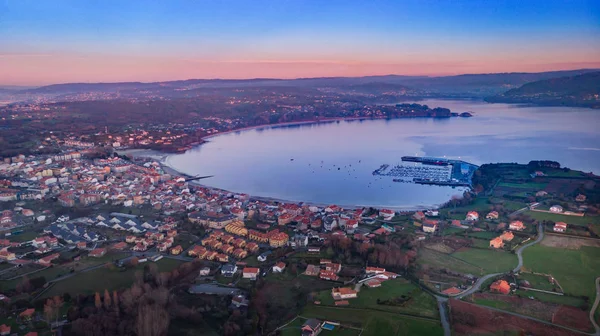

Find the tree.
xmin=112 ymin=291 xmax=119 ymax=310
xmin=103 ymin=289 xmax=112 ymax=310
xmin=135 ymin=303 xmax=169 ymax=336
xmin=94 ymin=292 xmax=102 ymax=310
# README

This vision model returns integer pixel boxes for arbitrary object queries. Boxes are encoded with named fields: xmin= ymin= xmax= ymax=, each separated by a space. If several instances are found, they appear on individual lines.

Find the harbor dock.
xmin=373 ymin=156 xmax=478 ymax=187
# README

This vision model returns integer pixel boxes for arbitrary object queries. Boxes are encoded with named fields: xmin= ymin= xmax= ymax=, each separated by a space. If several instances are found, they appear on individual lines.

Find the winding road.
xmin=434 ymin=223 xmax=545 ymax=335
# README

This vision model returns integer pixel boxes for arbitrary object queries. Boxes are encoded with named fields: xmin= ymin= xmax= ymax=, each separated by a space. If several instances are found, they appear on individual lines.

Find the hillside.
xmin=485 ymin=72 xmax=600 ymax=108
xmin=11 ymin=69 xmax=599 ymax=99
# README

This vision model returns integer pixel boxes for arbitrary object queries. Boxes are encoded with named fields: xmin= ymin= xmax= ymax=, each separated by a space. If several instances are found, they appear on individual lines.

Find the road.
xmin=454 ymin=223 xmax=545 ymax=300
xmin=590 ymin=277 xmax=600 ymax=336
xmin=508 ymin=206 xmax=530 ymax=218
xmin=434 ymin=222 xmax=546 ymax=335
xmin=436 ymin=297 xmax=450 ymax=336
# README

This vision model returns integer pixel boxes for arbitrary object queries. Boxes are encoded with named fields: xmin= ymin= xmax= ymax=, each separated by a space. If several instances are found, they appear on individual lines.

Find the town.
xmin=0 ymin=141 xmax=598 ymax=336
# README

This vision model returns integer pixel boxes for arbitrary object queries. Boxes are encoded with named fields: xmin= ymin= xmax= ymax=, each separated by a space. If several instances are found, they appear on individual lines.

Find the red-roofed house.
xmin=441 ymin=287 xmax=462 ymax=295
xmin=331 ymin=287 xmax=357 ymax=300
xmin=365 ymin=279 xmax=382 ymax=288
xmin=88 ymin=248 xmax=106 ymax=258
xmin=19 ymin=308 xmax=35 ymax=322
xmin=319 ymin=270 xmax=339 ymax=281
xmin=553 ymin=222 xmax=567 ymax=233
xmin=490 ymin=280 xmax=511 ymax=294
xmin=466 ymin=211 xmax=479 ymax=221
xmin=37 ymin=253 xmax=59 ymax=266
xmin=0 ymin=324 xmax=10 ymax=336
xmin=509 ymin=221 xmax=525 ymax=231
xmin=366 ymin=266 xmax=386 ymax=274
xmin=272 ymin=262 xmax=286 ymax=273
xmin=379 ymin=209 xmax=395 ymax=220
xmin=489 ymin=237 xmax=504 ymax=249
xmin=242 ymin=267 xmax=260 ymax=280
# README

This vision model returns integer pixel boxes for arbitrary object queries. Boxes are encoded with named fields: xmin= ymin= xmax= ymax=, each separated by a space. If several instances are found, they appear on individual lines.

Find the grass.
xmin=525 ymin=211 xmax=600 ymax=226
xmin=451 ymin=248 xmax=517 ymax=273
xmin=518 ymin=273 xmax=558 ymax=292
xmin=472 ymin=298 xmax=512 ymax=310
xmin=313 ymin=279 xmax=438 ymax=318
xmin=522 ymin=243 xmax=600 ymax=299
xmin=497 ymin=182 xmax=547 ymax=190
xmin=42 ymin=259 xmax=184 ymax=298
xmin=514 ymin=290 xmax=586 ymax=308
xmin=417 ymin=248 xmax=483 ymax=276
xmin=8 ymin=231 xmax=38 ymax=242
xmin=466 ymin=231 xmax=499 ymax=239
xmin=301 ymin=305 xmax=443 ymax=336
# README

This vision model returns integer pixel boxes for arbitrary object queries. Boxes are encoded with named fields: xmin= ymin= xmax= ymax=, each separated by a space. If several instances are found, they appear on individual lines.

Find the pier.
xmin=373 ymin=156 xmax=478 ymax=187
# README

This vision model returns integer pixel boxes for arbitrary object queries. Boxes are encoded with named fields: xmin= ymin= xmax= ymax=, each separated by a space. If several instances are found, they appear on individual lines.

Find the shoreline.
xmin=122 ymin=149 xmax=451 ymax=212
xmin=122 ymin=114 xmax=473 ymax=212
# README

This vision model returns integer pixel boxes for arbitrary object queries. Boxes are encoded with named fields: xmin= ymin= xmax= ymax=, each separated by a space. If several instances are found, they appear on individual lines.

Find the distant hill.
xmin=13 ymin=68 xmax=600 ymax=98
xmin=485 ymin=72 xmax=600 ymax=108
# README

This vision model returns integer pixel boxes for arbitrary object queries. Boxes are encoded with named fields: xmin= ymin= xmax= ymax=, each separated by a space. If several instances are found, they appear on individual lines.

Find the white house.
xmin=242 ymin=267 xmax=260 ymax=280
xmin=272 ymin=262 xmax=286 ymax=273
xmin=379 ymin=209 xmax=395 ymax=220
xmin=549 ymin=205 xmax=563 ymax=213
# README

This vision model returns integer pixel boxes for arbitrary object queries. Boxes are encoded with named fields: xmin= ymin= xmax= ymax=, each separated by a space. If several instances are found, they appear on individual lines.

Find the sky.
xmin=1 ymin=0 xmax=599 ymax=85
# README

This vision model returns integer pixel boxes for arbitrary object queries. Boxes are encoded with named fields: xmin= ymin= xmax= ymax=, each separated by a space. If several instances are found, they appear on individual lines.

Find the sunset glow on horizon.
xmin=1 ymin=0 xmax=599 ymax=85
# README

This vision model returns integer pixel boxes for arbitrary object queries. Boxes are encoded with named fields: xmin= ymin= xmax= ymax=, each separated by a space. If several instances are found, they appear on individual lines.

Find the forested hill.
xmin=485 ymin=71 xmax=600 ymax=108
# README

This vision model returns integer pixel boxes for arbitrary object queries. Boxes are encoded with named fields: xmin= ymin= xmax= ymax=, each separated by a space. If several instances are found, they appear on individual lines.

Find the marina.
xmin=373 ymin=156 xmax=478 ymax=187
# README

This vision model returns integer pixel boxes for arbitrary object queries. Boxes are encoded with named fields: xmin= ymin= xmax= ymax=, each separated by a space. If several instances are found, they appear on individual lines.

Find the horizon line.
xmin=2 ymin=67 xmax=599 ymax=88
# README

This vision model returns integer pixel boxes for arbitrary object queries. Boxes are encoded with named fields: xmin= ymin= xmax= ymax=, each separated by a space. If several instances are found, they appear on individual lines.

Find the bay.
xmin=166 ymin=99 xmax=600 ymax=209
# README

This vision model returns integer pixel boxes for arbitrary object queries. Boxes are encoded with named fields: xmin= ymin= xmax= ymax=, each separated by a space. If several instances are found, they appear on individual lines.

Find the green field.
xmin=514 ymin=289 xmax=587 ymax=308
xmin=467 ymin=231 xmax=499 ymax=239
xmin=8 ymin=231 xmax=38 ymax=242
xmin=526 ymin=211 xmax=600 ymax=226
xmin=313 ymin=279 xmax=438 ymax=318
xmin=417 ymin=248 xmax=483 ymax=275
xmin=301 ymin=305 xmax=443 ymax=336
xmin=518 ymin=273 xmax=558 ymax=292
xmin=42 ymin=259 xmax=183 ymax=298
xmin=497 ymin=182 xmax=548 ymax=190
xmin=523 ymin=243 xmax=600 ymax=299
xmin=451 ymin=248 xmax=517 ymax=273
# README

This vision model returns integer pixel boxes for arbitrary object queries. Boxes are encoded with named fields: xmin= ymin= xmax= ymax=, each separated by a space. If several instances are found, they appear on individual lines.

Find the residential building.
xmin=490 ymin=280 xmax=511 ymax=294
xmin=486 ymin=211 xmax=499 ymax=220
xmin=553 ymin=222 xmax=567 ymax=233
xmin=499 ymin=231 xmax=514 ymax=241
xmin=221 ymin=264 xmax=237 ymax=277
xmin=242 ymin=267 xmax=260 ymax=280
xmin=509 ymin=221 xmax=525 ymax=231
xmin=422 ymin=223 xmax=437 ymax=233
xmin=319 ymin=270 xmax=339 ymax=281
xmin=88 ymin=248 xmax=106 ymax=258
xmin=489 ymin=237 xmax=504 ymax=249
xmin=272 ymin=262 xmax=286 ymax=273
xmin=325 ymin=263 xmax=342 ymax=274
xmin=549 ymin=205 xmax=563 ymax=213
xmin=366 ymin=266 xmax=386 ymax=274
xmin=379 ymin=209 xmax=395 ymax=220
xmin=171 ymin=245 xmax=183 ymax=255
xmin=331 ymin=287 xmax=358 ymax=300
xmin=466 ymin=211 xmax=479 ymax=221
xmin=301 ymin=319 xmax=322 ymax=336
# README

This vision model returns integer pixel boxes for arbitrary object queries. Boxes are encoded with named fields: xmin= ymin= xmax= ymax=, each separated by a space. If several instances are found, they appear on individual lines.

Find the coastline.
xmin=123 ymin=148 xmax=449 ymax=212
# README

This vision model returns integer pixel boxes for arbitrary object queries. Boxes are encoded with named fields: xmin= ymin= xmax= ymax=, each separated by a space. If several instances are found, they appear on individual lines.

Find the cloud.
xmin=568 ymin=147 xmax=600 ymax=151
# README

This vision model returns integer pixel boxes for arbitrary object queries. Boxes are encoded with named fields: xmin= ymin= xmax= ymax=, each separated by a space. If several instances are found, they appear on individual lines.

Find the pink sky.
xmin=2 ymin=54 xmax=600 ymax=85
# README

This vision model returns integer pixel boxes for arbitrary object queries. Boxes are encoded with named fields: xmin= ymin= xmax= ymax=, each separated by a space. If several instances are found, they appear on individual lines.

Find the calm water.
xmin=167 ymin=99 xmax=600 ymax=209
